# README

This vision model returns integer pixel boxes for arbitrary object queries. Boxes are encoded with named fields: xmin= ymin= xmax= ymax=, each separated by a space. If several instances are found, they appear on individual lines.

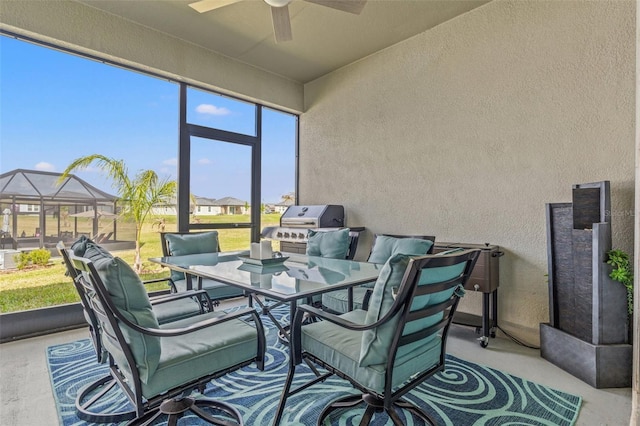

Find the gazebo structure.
xmin=0 ymin=169 xmax=134 ymax=251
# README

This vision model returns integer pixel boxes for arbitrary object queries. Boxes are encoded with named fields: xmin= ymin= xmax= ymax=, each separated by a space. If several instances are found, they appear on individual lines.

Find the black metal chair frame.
xmin=344 ymin=229 xmax=362 ymax=260
xmin=57 ymin=242 xmax=215 ymax=423
xmin=63 ymin=247 xmax=266 ymax=425
xmin=274 ymin=250 xmax=479 ymax=426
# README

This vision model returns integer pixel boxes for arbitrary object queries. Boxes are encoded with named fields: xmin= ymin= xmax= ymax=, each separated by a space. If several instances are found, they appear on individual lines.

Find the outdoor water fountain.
xmin=541 ymin=181 xmax=632 ymax=388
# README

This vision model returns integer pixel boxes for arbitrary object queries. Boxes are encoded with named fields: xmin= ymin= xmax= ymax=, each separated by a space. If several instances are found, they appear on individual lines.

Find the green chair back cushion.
xmin=305 ymin=228 xmax=350 ymax=259
xmin=367 ymin=236 xmax=434 ymax=264
xmin=359 ymin=254 xmax=410 ymax=366
xmin=71 ymin=236 xmax=107 ymax=259
xmin=92 ymin=252 xmax=161 ymax=384
xmin=399 ymin=260 xmax=466 ymax=357
xmin=164 ymin=231 xmax=219 ymax=281
xmin=359 ymin=253 xmax=467 ymax=367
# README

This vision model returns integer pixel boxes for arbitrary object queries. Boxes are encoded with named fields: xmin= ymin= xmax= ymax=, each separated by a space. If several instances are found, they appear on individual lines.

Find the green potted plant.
xmin=607 ymin=249 xmax=634 ymax=341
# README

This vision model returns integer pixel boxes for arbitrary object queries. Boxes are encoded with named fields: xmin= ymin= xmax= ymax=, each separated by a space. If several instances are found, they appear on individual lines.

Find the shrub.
xmin=29 ymin=248 xmax=51 ymax=267
xmin=14 ymin=248 xmax=51 ymax=270
xmin=15 ymin=252 xmax=30 ymax=270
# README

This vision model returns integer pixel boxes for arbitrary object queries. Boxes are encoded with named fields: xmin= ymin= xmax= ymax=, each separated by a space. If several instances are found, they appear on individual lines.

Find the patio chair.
xmin=96 ymin=231 xmax=113 ymax=243
xmin=160 ymin=231 xmax=245 ymax=304
xmin=67 ymin=248 xmax=266 ymax=425
xmin=321 ymin=234 xmax=435 ymax=314
xmin=275 ymin=249 xmax=479 ymax=425
xmin=304 ymin=227 xmax=361 ymax=261
xmin=66 ymin=237 xmax=214 ymax=325
xmin=306 ymin=228 xmax=360 ymax=305
xmin=58 ymin=240 xmax=214 ymax=422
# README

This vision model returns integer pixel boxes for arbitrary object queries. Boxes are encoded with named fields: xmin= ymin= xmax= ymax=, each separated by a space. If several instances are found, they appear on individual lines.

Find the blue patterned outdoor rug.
xmin=47 ymin=307 xmax=582 ymax=425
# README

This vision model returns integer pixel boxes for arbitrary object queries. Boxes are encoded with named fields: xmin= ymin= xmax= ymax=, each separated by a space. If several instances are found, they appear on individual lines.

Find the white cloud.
xmin=195 ymin=104 xmax=231 ymax=116
xmin=162 ymin=158 xmax=178 ymax=166
xmin=197 ymin=158 xmax=212 ymax=165
xmin=34 ymin=162 xmax=55 ymax=172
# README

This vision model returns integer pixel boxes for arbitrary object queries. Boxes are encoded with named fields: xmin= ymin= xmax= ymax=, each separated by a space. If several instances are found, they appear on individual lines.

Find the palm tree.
xmin=59 ymin=154 xmax=177 ymax=273
xmin=281 ymin=192 xmax=295 ymax=204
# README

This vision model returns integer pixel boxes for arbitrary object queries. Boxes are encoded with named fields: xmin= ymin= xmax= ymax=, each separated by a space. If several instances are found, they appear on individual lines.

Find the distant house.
xmin=152 ymin=196 xmax=221 ymax=216
xmin=274 ymin=198 xmax=294 ymax=214
xmin=214 ymin=197 xmax=248 ymax=215
xmin=152 ymin=195 xmax=248 ymax=215
xmin=152 ymin=198 xmax=177 ymax=216
xmin=193 ymin=196 xmax=221 ymax=216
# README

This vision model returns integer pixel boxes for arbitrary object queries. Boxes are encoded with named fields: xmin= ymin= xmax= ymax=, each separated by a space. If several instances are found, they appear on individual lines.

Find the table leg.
xmin=251 ymin=297 xmax=291 ymax=341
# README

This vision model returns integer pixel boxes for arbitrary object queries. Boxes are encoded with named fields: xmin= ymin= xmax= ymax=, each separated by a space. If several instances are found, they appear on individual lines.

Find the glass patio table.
xmin=149 ymin=251 xmax=383 ymax=340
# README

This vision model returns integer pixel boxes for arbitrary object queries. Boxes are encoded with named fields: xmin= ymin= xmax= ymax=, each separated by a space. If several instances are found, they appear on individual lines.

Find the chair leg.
xmin=317 ymin=394 xmax=364 ymax=426
xmin=317 ymin=393 xmax=437 ymax=426
xmin=395 ymin=398 xmax=436 ymax=426
xmin=127 ymin=396 xmax=243 ymax=426
xmin=358 ymin=405 xmax=377 ymax=426
xmin=75 ymin=374 xmax=136 ymax=423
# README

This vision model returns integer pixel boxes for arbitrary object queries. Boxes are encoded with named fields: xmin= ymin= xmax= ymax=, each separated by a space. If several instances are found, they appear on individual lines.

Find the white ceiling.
xmin=76 ymin=0 xmax=489 ymax=84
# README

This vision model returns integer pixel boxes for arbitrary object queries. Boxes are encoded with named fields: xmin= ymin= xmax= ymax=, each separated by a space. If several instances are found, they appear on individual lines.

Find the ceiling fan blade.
xmin=271 ymin=5 xmax=293 ymax=43
xmin=304 ymin=0 xmax=367 ymax=15
xmin=189 ymin=0 xmax=243 ymax=14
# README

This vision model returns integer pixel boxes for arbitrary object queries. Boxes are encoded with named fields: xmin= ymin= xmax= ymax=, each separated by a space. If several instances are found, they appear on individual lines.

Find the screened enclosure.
xmin=0 ymin=169 xmax=135 ymax=252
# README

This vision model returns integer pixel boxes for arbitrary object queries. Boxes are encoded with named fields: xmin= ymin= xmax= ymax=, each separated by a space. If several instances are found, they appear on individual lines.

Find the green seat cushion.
xmin=367 ymin=236 xmax=434 ymax=264
xmin=172 ymin=278 xmax=244 ymax=300
xmin=301 ymin=309 xmax=442 ymax=393
xmin=305 ymin=228 xmax=350 ymax=259
xmin=93 ymin=255 xmax=161 ymax=384
xmin=321 ymin=286 xmax=372 ymax=313
xmin=152 ymin=297 xmax=203 ymax=324
xmin=164 ymin=232 xmax=219 ymax=282
xmin=140 ymin=312 xmax=259 ymax=398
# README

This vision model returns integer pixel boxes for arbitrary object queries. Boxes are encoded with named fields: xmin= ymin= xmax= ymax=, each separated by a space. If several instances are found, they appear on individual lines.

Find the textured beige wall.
xmin=0 ymin=0 xmax=303 ymax=113
xmin=301 ymin=0 xmax=636 ymax=342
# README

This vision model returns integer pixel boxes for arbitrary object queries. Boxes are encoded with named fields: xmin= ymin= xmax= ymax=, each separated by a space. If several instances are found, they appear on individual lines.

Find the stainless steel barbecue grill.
xmin=261 ymin=205 xmax=348 ymax=254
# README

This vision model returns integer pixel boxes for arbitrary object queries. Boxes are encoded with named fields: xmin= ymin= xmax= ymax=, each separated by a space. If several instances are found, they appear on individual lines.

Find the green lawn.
xmin=0 ymin=214 xmax=281 ymax=313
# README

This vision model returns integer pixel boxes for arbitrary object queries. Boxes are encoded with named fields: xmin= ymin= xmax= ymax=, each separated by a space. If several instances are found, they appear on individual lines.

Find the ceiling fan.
xmin=188 ymin=0 xmax=367 ymax=43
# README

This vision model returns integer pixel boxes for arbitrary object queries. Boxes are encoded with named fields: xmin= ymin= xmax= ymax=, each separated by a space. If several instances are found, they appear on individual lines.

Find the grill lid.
xmin=280 ymin=205 xmax=344 ymax=228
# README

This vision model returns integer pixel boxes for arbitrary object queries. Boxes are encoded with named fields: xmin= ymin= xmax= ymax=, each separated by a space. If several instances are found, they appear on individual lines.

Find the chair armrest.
xmin=150 ymin=289 xmax=213 ymax=313
xmin=112 ymin=306 xmax=262 ymax=338
xmin=291 ymin=303 xmax=377 ymax=365
xmin=296 ymin=303 xmax=376 ymax=331
xmin=142 ymin=275 xmax=180 ymax=294
xmin=142 ymin=276 xmax=172 ymax=286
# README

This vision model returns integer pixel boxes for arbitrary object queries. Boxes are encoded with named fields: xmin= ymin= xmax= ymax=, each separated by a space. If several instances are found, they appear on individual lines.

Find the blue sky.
xmin=0 ymin=36 xmax=296 ymax=204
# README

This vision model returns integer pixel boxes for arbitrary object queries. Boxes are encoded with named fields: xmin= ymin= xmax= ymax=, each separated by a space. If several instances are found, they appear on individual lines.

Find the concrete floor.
xmin=0 ymin=307 xmax=632 ymax=426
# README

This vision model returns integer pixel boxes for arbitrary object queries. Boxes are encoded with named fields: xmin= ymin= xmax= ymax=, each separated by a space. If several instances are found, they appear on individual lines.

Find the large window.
xmin=179 ymin=86 xmax=297 ymax=249
xmin=0 ymin=34 xmax=298 ymax=315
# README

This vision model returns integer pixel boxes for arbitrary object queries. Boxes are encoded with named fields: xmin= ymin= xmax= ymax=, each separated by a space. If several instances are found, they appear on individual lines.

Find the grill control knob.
xmin=284 ymin=232 xmax=290 ymax=238
xmin=298 ymin=233 xmax=305 ymax=239
xmin=276 ymin=232 xmax=283 ymax=238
